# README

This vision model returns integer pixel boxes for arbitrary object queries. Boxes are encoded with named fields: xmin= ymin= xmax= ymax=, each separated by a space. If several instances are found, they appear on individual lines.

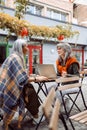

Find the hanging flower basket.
xmin=57 ymin=34 xmax=64 ymax=41
xmin=20 ymin=27 xmax=29 ymax=37
xmin=0 ymin=12 xmax=79 ymax=41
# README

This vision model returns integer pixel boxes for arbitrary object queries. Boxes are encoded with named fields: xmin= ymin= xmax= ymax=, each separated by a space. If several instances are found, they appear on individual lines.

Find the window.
xmin=27 ymin=4 xmax=34 ymax=14
xmin=47 ymin=8 xmax=67 ymax=22
xmin=53 ymin=11 xmax=60 ymax=20
xmin=47 ymin=8 xmax=52 ymax=18
xmin=61 ymin=12 xmax=67 ymax=21
xmin=0 ymin=0 xmax=14 ymax=8
xmin=27 ymin=4 xmax=43 ymax=16
xmin=0 ymin=0 xmax=5 ymax=5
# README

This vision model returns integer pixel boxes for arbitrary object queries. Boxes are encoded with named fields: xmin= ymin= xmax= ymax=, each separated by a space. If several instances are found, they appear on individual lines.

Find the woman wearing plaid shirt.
xmin=0 ymin=38 xmax=47 ymax=130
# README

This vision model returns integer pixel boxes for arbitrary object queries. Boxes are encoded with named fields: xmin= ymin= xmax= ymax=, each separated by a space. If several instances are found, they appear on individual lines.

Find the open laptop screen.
xmin=36 ymin=64 xmax=57 ymax=79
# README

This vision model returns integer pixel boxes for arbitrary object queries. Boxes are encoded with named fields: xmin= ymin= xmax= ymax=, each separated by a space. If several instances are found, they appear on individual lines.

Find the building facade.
xmin=0 ymin=0 xmax=87 ymax=74
xmin=73 ymin=4 xmax=87 ymax=26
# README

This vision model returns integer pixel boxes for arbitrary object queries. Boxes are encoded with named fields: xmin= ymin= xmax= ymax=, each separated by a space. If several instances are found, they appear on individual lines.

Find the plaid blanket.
xmin=0 ymin=53 xmax=28 ymax=122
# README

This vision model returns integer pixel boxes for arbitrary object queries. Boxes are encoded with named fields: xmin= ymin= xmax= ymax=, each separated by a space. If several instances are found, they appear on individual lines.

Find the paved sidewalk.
xmin=1 ymin=77 xmax=87 ymax=130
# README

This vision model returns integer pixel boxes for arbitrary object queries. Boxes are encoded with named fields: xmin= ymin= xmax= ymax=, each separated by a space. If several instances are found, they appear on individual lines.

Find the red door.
xmin=27 ymin=45 xmax=42 ymax=74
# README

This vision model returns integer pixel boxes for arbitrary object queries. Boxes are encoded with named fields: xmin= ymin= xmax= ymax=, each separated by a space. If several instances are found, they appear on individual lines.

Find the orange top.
xmin=56 ymin=57 xmax=79 ymax=75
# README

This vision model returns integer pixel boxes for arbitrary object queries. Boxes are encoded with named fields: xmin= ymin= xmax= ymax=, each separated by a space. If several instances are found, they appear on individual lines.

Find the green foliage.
xmin=14 ymin=0 xmax=29 ymax=19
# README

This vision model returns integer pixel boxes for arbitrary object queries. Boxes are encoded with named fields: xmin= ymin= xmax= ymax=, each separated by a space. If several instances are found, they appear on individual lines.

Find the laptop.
xmin=36 ymin=64 xmax=58 ymax=80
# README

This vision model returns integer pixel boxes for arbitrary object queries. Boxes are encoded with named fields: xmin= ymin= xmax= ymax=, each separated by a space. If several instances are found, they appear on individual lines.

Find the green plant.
xmin=0 ymin=12 xmax=79 ymax=41
xmin=14 ymin=0 xmax=29 ymax=19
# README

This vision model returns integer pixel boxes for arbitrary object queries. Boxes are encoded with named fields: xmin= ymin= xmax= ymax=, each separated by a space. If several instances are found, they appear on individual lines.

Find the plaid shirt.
xmin=0 ymin=53 xmax=28 ymax=117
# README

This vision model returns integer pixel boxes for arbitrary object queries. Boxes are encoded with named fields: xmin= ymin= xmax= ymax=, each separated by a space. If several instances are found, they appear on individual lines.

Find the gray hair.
xmin=57 ymin=42 xmax=72 ymax=64
xmin=57 ymin=42 xmax=72 ymax=54
xmin=11 ymin=38 xmax=28 ymax=67
xmin=12 ymin=38 xmax=27 ymax=54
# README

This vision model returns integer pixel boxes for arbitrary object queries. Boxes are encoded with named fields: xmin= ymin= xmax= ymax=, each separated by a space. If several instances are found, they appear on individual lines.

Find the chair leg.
xmin=69 ymin=118 xmax=75 ymax=130
xmin=60 ymin=91 xmax=75 ymax=130
xmin=80 ymin=87 xmax=87 ymax=109
xmin=59 ymin=114 xmax=69 ymax=130
xmin=35 ymin=114 xmax=44 ymax=130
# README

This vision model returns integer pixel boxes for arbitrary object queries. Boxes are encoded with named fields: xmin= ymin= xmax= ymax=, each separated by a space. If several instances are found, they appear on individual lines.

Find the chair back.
xmin=42 ymin=87 xmax=60 ymax=130
xmin=56 ymin=76 xmax=81 ymax=91
xmin=49 ymin=99 xmax=60 ymax=130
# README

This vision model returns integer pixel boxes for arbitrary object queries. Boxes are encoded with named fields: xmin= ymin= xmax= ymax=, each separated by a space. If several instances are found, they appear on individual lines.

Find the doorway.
xmin=0 ymin=45 xmax=6 ymax=65
xmin=27 ymin=45 xmax=42 ymax=74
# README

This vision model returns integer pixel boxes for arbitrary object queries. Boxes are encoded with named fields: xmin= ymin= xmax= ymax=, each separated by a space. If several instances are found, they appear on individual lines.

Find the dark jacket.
xmin=56 ymin=56 xmax=80 ymax=76
xmin=56 ymin=57 xmax=80 ymax=84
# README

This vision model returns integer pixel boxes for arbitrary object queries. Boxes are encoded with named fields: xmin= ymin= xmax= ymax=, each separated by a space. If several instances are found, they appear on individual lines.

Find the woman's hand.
xmin=61 ymin=71 xmax=67 ymax=77
xmin=29 ymin=75 xmax=48 ymax=82
xmin=35 ymin=75 xmax=48 ymax=82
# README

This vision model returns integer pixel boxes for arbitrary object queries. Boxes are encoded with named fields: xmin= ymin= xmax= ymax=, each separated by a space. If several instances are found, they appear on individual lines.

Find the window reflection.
xmin=47 ymin=8 xmax=67 ymax=21
xmin=27 ymin=4 xmax=43 ymax=16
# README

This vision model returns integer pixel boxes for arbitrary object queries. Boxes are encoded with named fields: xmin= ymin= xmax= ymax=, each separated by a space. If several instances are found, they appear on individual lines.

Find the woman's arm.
xmin=29 ymin=75 xmax=48 ymax=82
xmin=67 ymin=63 xmax=80 ymax=76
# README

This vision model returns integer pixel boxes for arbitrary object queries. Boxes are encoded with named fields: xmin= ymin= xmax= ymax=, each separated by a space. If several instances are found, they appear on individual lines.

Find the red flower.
xmin=20 ymin=27 xmax=28 ymax=37
xmin=57 ymin=35 xmax=64 ymax=40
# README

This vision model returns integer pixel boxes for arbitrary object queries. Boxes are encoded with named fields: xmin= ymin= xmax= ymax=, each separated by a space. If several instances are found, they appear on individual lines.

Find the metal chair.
xmin=36 ymin=87 xmax=68 ymax=130
xmin=69 ymin=110 xmax=87 ymax=129
xmin=56 ymin=75 xmax=87 ymax=130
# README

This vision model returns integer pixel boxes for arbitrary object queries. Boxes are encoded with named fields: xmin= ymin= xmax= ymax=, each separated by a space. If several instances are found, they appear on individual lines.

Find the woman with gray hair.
xmin=0 ymin=38 xmax=47 ymax=130
xmin=56 ymin=42 xmax=80 ymax=77
xmin=48 ymin=42 xmax=80 ymax=113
